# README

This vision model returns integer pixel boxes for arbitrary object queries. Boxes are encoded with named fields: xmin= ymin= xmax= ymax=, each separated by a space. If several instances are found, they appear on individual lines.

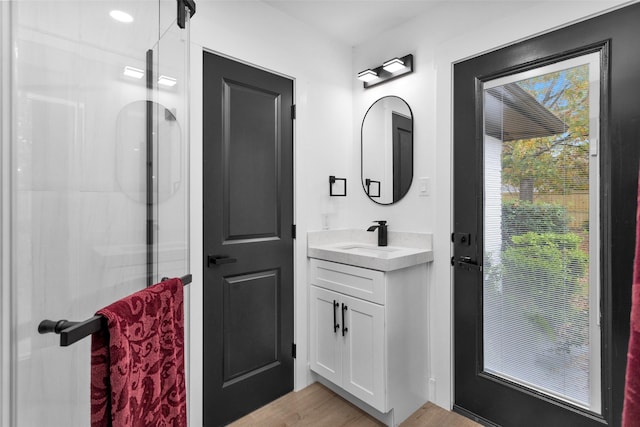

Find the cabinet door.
xmin=309 ymin=286 xmax=342 ymax=385
xmin=341 ymin=294 xmax=386 ymax=411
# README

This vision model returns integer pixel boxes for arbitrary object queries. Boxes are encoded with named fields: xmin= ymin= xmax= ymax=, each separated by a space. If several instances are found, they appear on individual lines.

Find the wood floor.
xmin=229 ymin=382 xmax=480 ymax=427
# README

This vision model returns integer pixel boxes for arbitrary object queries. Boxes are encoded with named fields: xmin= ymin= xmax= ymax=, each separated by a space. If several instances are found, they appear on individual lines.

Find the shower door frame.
xmin=1 ymin=2 xmax=13 ymax=426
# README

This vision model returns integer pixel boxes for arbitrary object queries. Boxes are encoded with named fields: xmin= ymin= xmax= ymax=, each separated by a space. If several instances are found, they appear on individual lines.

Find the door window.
xmin=482 ymin=53 xmax=601 ymax=413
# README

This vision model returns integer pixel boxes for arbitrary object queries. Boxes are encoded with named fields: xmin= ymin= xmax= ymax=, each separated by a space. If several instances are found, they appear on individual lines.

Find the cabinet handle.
xmin=341 ymin=303 xmax=348 ymax=336
xmin=333 ymin=300 xmax=340 ymax=333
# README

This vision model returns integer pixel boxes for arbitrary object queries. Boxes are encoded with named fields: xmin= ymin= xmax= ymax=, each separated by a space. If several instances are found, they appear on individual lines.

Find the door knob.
xmin=207 ymin=254 xmax=237 ymax=267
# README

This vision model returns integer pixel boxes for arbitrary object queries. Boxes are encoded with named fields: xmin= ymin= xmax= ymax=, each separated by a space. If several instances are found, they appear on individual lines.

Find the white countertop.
xmin=307 ymin=230 xmax=433 ymax=271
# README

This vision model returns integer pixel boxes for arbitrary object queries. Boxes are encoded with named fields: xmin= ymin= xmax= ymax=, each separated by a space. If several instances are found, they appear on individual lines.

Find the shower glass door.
xmin=3 ymin=1 xmax=190 ymax=425
xmin=152 ymin=0 xmax=191 ymax=283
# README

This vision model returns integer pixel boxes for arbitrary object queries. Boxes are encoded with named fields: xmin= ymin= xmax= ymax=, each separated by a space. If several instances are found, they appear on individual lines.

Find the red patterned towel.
xmin=624 ymin=175 xmax=640 ymax=426
xmin=90 ymin=278 xmax=186 ymax=427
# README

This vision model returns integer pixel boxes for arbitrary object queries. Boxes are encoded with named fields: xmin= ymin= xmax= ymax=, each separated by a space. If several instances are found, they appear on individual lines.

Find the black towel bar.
xmin=38 ymin=274 xmax=192 ymax=347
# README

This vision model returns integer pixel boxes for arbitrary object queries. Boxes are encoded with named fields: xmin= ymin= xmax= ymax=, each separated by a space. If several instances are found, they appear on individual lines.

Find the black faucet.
xmin=367 ymin=220 xmax=388 ymax=247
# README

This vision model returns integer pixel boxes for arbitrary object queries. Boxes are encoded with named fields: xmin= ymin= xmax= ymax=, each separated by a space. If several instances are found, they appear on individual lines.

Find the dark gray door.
xmin=202 ymin=51 xmax=294 ymax=426
xmin=453 ymin=4 xmax=640 ymax=426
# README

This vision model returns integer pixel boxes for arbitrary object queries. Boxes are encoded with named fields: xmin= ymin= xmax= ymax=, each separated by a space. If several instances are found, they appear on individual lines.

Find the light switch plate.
xmin=418 ymin=177 xmax=430 ymax=197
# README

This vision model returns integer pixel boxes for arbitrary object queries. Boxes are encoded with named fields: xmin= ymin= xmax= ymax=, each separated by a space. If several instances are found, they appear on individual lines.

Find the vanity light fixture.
xmin=357 ymin=69 xmax=378 ymax=83
xmin=382 ymin=58 xmax=405 ymax=73
xmin=110 ymin=10 xmax=134 ymax=23
xmin=357 ymin=54 xmax=414 ymax=89
xmin=123 ymin=66 xmax=144 ymax=79
xmin=158 ymin=75 xmax=177 ymax=87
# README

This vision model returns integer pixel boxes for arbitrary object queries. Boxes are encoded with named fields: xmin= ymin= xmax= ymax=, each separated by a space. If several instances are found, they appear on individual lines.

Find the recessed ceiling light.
xmin=158 ymin=75 xmax=177 ymax=87
xmin=110 ymin=10 xmax=134 ymax=23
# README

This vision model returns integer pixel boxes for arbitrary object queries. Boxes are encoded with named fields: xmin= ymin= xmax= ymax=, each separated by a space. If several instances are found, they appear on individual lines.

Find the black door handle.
xmin=333 ymin=300 xmax=340 ymax=333
xmin=341 ymin=303 xmax=348 ymax=336
xmin=451 ymin=255 xmax=483 ymax=272
xmin=207 ymin=254 xmax=237 ymax=267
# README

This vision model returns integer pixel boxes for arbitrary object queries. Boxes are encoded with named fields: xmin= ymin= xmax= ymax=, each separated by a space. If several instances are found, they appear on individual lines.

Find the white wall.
xmin=187 ymin=0 xmax=637 ymax=423
xmin=351 ymin=0 xmax=635 ymax=411
xmin=188 ymin=2 xmax=353 ymax=425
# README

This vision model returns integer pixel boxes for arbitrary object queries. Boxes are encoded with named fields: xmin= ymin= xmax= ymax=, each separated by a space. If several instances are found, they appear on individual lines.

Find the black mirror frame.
xmin=360 ymin=95 xmax=413 ymax=205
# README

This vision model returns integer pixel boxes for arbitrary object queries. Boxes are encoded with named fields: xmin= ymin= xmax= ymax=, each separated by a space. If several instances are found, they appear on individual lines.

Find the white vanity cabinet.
xmin=310 ymin=284 xmax=386 ymax=409
xmin=308 ymin=258 xmax=428 ymax=426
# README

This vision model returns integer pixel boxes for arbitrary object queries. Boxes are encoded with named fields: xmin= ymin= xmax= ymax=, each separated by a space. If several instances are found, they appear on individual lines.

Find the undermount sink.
xmin=335 ymin=244 xmax=402 ymax=254
xmin=307 ymin=230 xmax=433 ymax=271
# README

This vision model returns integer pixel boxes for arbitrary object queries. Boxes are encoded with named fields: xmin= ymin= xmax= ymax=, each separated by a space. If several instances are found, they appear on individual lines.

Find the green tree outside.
xmin=496 ymin=64 xmax=592 ymax=352
xmin=502 ymin=65 xmax=590 ymax=201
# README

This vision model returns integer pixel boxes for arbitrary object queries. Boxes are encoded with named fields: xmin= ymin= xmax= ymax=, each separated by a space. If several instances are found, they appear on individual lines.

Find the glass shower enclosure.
xmin=1 ymin=1 xmax=191 ymax=425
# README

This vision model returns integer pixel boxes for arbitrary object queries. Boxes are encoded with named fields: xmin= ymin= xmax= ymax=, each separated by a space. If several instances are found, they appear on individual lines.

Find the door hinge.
xmin=292 ymin=343 xmax=297 ymax=359
xmin=292 ymin=224 xmax=296 ymax=239
xmin=291 ymin=104 xmax=296 ymax=120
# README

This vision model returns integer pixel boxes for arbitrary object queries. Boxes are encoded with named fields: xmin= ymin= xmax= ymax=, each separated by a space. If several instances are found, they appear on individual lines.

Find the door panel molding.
xmin=222 ymin=79 xmax=282 ymax=242
xmin=222 ymin=269 xmax=280 ymax=382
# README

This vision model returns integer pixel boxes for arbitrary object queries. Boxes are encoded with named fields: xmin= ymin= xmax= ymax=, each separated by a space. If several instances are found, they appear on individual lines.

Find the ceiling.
xmin=261 ymin=0 xmax=443 ymax=46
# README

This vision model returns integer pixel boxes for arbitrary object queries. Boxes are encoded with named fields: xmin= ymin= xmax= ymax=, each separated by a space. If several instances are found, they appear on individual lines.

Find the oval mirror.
xmin=361 ymin=96 xmax=413 ymax=204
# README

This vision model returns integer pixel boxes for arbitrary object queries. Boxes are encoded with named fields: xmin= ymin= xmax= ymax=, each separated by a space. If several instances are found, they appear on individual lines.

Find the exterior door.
xmin=453 ymin=4 xmax=640 ymax=426
xmin=202 ymin=51 xmax=294 ymax=426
